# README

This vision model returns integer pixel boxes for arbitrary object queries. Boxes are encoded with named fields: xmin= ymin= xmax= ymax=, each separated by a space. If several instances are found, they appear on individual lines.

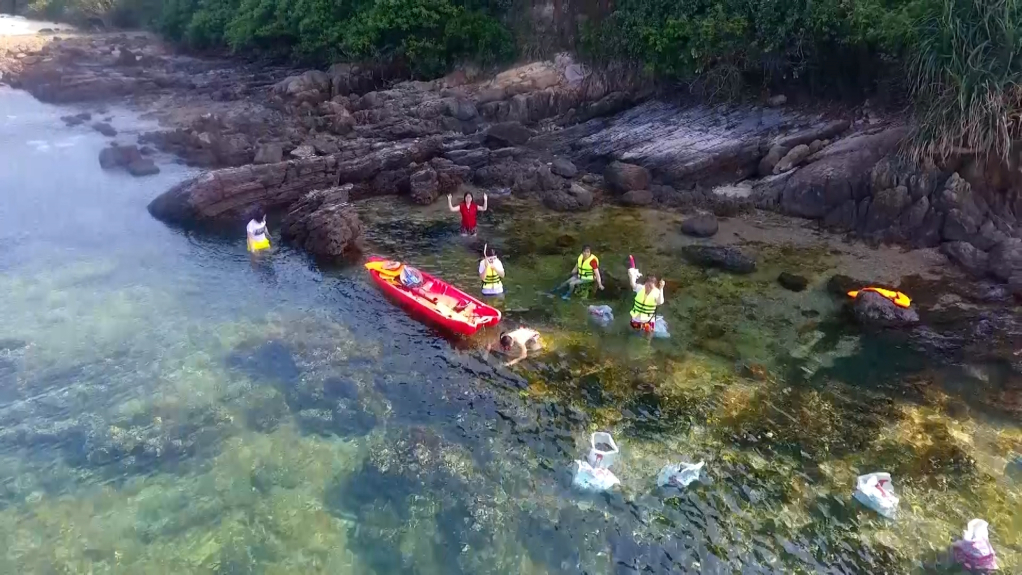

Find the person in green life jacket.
xmin=554 ymin=245 xmax=604 ymax=298
xmin=628 ymin=267 xmax=665 ymax=334
xmin=479 ymin=244 xmax=505 ymax=296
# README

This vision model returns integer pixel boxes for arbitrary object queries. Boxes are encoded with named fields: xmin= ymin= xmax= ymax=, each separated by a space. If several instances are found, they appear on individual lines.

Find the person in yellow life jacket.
xmin=628 ymin=268 xmax=665 ymax=333
xmin=554 ymin=245 xmax=604 ymax=298
xmin=479 ymin=244 xmax=505 ymax=296
xmin=246 ymin=209 xmax=271 ymax=253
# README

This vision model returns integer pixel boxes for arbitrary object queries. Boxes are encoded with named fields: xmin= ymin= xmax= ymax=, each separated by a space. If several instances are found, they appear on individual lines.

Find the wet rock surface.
xmin=681 ymin=245 xmax=757 ymax=274
xmin=279 ymin=184 xmax=364 ymax=258
xmin=680 ymin=214 xmax=719 ymax=237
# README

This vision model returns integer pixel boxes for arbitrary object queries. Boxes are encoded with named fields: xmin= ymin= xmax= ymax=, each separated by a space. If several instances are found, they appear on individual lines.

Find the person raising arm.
xmin=447 ymin=191 xmax=488 ymax=237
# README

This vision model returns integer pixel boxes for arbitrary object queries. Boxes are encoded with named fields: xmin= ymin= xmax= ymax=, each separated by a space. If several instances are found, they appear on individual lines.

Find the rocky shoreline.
xmin=3 ymin=30 xmax=1022 ymax=359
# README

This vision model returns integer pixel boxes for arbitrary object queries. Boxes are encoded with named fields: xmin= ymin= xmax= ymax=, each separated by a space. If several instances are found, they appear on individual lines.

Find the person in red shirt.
xmin=447 ymin=191 xmax=488 ymax=236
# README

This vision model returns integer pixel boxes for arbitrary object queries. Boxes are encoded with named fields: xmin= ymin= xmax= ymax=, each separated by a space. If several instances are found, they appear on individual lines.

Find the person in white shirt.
xmin=488 ymin=327 xmax=542 ymax=367
xmin=479 ymin=244 xmax=505 ymax=296
xmin=627 ymin=267 xmax=665 ymax=334
xmin=246 ymin=209 xmax=271 ymax=253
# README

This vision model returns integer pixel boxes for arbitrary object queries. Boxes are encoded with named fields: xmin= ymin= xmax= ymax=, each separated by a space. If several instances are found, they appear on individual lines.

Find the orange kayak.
xmin=847 ymin=287 xmax=911 ymax=308
xmin=365 ymin=256 xmax=501 ymax=336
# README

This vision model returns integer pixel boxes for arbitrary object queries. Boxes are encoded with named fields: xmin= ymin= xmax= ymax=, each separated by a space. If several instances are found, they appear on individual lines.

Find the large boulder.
xmin=988 ymin=238 xmax=1022 ymax=281
xmin=680 ymin=214 xmax=719 ymax=238
xmin=485 ymin=122 xmax=532 ymax=147
xmin=444 ymin=97 xmax=477 ymax=121
xmin=98 ymin=144 xmax=142 ymax=169
xmin=325 ymin=108 xmax=356 ymax=135
xmin=280 ymin=185 xmax=363 ymax=259
xmin=409 ymin=166 xmax=439 ymax=205
xmin=863 ymin=185 xmax=912 ymax=234
xmin=543 ymin=183 xmax=593 ymax=212
xmin=761 ymin=127 xmax=908 ymax=220
xmin=273 ymin=70 xmax=331 ymax=103
xmin=126 ymin=158 xmax=160 ymax=177
xmin=604 ymin=161 xmax=650 ymax=193
xmin=940 ymin=241 xmax=989 ymax=278
xmin=681 ymin=245 xmax=757 ymax=274
xmin=620 ymin=189 xmax=653 ymax=206
xmin=851 ymin=290 xmax=919 ymax=327
xmin=551 ymin=158 xmax=578 ymax=178
xmin=758 ymin=144 xmax=786 ymax=177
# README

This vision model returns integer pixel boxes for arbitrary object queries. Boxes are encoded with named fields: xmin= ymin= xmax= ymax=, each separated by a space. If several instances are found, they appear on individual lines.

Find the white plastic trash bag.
xmin=587 ymin=431 xmax=619 ymax=469
xmin=652 ymin=316 xmax=670 ymax=339
xmin=588 ymin=305 xmax=614 ymax=327
xmin=657 ymin=460 xmax=704 ymax=489
xmin=628 ymin=267 xmax=642 ymax=284
xmin=572 ymin=460 xmax=620 ymax=492
xmin=952 ymin=519 xmax=998 ymax=571
xmin=853 ymin=472 xmax=899 ymax=518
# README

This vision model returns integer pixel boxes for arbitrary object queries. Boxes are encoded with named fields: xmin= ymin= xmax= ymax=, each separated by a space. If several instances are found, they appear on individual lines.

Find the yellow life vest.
xmin=577 ymin=253 xmax=598 ymax=281
xmin=630 ymin=288 xmax=658 ymax=324
xmin=482 ymin=260 xmax=503 ymax=292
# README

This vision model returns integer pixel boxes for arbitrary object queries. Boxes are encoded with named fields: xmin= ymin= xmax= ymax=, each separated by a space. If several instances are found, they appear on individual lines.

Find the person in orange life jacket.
xmin=447 ymin=191 xmax=488 ymax=236
xmin=554 ymin=245 xmax=604 ymax=297
xmin=479 ymin=244 xmax=505 ymax=296
xmin=628 ymin=268 xmax=665 ymax=333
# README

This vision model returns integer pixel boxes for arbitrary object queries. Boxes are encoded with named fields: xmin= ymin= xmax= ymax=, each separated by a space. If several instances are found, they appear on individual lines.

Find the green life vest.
xmin=631 ymin=288 xmax=658 ymax=323
xmin=577 ymin=253 xmax=598 ymax=281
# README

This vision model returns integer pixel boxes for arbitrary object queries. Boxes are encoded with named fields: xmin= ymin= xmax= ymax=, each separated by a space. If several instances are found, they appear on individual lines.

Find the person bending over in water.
xmin=555 ymin=245 xmax=604 ymax=297
xmin=628 ymin=268 xmax=665 ymax=334
xmin=247 ymin=209 xmax=271 ymax=253
xmin=479 ymin=244 xmax=505 ymax=296
xmin=488 ymin=327 xmax=542 ymax=367
xmin=447 ymin=191 xmax=488 ymax=236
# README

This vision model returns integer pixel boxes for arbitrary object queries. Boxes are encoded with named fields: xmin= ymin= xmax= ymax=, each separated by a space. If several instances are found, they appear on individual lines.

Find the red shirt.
xmin=459 ymin=202 xmax=478 ymax=230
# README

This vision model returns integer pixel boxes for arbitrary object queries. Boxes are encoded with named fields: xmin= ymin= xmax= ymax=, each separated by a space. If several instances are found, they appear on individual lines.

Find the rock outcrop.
xmin=604 ymin=161 xmax=650 ymax=193
xmin=680 ymin=215 xmax=719 ymax=238
xmin=148 ymin=138 xmax=444 ymax=225
xmin=851 ymin=290 xmax=919 ymax=327
xmin=280 ymin=185 xmax=363 ymax=258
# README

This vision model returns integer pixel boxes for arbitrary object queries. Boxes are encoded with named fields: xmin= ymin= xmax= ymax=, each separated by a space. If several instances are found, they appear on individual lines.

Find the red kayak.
xmin=364 ymin=256 xmax=502 ymax=336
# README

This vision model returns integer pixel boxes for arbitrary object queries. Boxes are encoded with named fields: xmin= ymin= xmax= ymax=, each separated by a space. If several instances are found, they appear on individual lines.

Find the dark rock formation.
xmin=543 ymin=183 xmax=593 ymax=212
xmin=253 ymin=143 xmax=284 ymax=164
xmin=148 ymin=138 xmax=444 ymax=225
xmin=681 ymin=245 xmax=757 ymax=274
xmin=940 ymin=241 xmax=988 ymax=278
xmin=778 ymin=272 xmax=808 ymax=292
xmin=550 ymin=158 xmax=577 ymax=178
xmin=91 ymin=121 xmax=116 ymax=137
xmin=485 ymin=122 xmax=532 ymax=147
xmin=99 ymin=144 xmax=142 ymax=169
xmin=680 ymin=214 xmax=719 ymax=238
xmin=604 ymin=161 xmax=650 ymax=193
xmin=280 ymin=185 xmax=363 ymax=258
xmin=126 ymin=158 xmax=160 ymax=176
xmin=851 ymin=290 xmax=919 ymax=327
xmin=409 ymin=166 xmax=439 ymax=205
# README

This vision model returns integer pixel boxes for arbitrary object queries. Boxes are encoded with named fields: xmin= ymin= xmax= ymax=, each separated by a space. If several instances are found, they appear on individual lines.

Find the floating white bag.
xmin=587 ymin=305 xmax=614 ymax=327
xmin=572 ymin=460 xmax=620 ymax=492
xmin=952 ymin=519 xmax=998 ymax=571
xmin=587 ymin=432 xmax=619 ymax=469
xmin=657 ymin=460 xmax=704 ymax=489
xmin=852 ymin=472 xmax=899 ymax=518
xmin=652 ymin=316 xmax=670 ymax=339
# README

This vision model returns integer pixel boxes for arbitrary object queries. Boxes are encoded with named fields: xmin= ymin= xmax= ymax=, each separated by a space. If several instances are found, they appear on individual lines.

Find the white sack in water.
xmin=587 ymin=305 xmax=614 ymax=327
xmin=572 ymin=460 xmax=620 ymax=492
xmin=852 ymin=472 xmax=899 ymax=519
xmin=657 ymin=460 xmax=705 ymax=489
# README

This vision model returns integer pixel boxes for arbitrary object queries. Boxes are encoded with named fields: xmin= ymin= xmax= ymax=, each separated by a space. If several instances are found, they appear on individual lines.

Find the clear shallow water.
xmin=0 ymin=86 xmax=1020 ymax=574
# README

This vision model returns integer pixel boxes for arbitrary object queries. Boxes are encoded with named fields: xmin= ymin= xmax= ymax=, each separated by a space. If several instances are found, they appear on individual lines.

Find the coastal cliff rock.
xmin=147 ymin=138 xmax=443 ymax=225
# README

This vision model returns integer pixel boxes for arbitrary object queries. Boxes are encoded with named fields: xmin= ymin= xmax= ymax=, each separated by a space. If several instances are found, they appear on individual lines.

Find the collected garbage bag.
xmin=588 ymin=305 xmax=614 ymax=327
xmin=853 ymin=472 xmax=899 ymax=518
xmin=400 ymin=266 xmax=423 ymax=288
xmin=652 ymin=316 xmax=670 ymax=339
xmin=952 ymin=519 xmax=998 ymax=571
xmin=587 ymin=432 xmax=619 ymax=469
xmin=657 ymin=460 xmax=704 ymax=489
xmin=572 ymin=460 xmax=620 ymax=492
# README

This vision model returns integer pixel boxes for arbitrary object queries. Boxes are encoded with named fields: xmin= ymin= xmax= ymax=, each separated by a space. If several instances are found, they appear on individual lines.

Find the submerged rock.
xmin=543 ymin=183 xmax=593 ymax=212
xmin=778 ymin=272 xmax=809 ymax=292
xmin=681 ymin=245 xmax=756 ymax=274
xmin=126 ymin=158 xmax=160 ymax=177
xmin=680 ymin=214 xmax=718 ymax=237
xmin=941 ymin=241 xmax=989 ymax=278
xmin=90 ymin=121 xmax=116 ymax=137
xmin=851 ymin=290 xmax=919 ymax=327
